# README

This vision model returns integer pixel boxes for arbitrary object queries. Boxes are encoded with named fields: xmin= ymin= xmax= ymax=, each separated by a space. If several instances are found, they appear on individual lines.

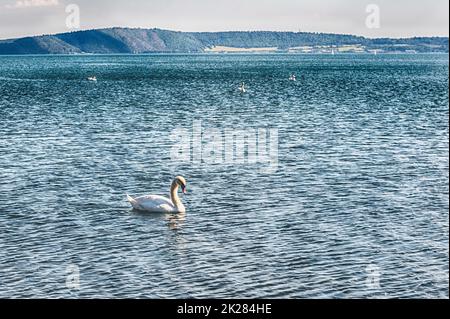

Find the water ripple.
xmin=0 ymin=54 xmax=448 ymax=298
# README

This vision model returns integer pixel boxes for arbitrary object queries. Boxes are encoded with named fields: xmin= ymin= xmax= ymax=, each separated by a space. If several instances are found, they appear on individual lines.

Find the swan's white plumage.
xmin=127 ymin=176 xmax=187 ymax=213
xmin=127 ymin=194 xmax=179 ymax=213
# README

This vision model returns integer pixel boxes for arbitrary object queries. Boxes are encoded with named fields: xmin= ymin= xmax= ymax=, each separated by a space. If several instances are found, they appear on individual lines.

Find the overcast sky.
xmin=0 ymin=0 xmax=448 ymax=40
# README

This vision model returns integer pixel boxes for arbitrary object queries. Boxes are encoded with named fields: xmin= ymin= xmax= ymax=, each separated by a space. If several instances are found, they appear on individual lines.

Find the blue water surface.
xmin=0 ymin=54 xmax=448 ymax=298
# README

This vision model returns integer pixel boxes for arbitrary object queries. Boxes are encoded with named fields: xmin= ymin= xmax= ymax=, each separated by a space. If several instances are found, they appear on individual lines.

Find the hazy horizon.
xmin=0 ymin=0 xmax=449 ymax=40
xmin=2 ymin=26 xmax=450 ymax=42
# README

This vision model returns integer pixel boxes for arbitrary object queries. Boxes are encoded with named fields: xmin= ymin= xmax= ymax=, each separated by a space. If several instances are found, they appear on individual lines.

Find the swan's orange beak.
xmin=182 ymin=187 xmax=187 ymax=194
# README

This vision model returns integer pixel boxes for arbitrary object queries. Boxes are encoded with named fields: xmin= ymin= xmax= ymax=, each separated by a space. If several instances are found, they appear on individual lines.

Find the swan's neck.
xmin=170 ymin=181 xmax=183 ymax=209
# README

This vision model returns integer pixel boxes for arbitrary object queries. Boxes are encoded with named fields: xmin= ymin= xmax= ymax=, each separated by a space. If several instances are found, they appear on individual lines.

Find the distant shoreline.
xmin=0 ymin=52 xmax=449 ymax=57
xmin=0 ymin=28 xmax=448 ymax=55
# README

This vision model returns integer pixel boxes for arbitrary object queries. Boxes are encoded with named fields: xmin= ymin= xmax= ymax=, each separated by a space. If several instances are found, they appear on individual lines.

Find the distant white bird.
xmin=289 ymin=74 xmax=297 ymax=81
xmin=87 ymin=76 xmax=97 ymax=82
xmin=127 ymin=176 xmax=187 ymax=213
xmin=239 ymin=82 xmax=246 ymax=93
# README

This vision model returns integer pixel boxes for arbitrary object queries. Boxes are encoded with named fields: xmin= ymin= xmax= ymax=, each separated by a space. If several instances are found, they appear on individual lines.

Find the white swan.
xmin=127 ymin=176 xmax=187 ymax=213
xmin=239 ymin=82 xmax=246 ymax=93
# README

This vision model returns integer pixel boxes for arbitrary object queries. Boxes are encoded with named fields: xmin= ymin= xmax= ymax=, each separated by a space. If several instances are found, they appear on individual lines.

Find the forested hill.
xmin=0 ymin=28 xmax=448 ymax=54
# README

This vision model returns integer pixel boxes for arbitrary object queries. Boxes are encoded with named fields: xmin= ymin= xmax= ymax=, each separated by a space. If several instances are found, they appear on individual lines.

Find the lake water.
xmin=0 ymin=54 xmax=448 ymax=298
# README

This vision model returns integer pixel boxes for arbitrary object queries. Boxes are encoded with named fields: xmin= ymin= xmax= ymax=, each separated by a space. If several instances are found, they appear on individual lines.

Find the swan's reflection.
xmin=131 ymin=209 xmax=186 ymax=230
xmin=165 ymin=212 xmax=186 ymax=230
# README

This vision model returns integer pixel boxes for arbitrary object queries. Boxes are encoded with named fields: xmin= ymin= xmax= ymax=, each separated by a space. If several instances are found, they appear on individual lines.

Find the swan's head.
xmin=175 ymin=176 xmax=187 ymax=194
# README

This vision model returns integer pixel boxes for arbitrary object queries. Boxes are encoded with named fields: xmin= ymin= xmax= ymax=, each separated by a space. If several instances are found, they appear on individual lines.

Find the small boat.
xmin=87 ymin=76 xmax=97 ymax=82
xmin=239 ymin=82 xmax=246 ymax=93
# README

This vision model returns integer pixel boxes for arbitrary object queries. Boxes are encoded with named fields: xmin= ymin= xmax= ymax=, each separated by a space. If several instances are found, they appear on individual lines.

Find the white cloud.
xmin=5 ymin=0 xmax=59 ymax=9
